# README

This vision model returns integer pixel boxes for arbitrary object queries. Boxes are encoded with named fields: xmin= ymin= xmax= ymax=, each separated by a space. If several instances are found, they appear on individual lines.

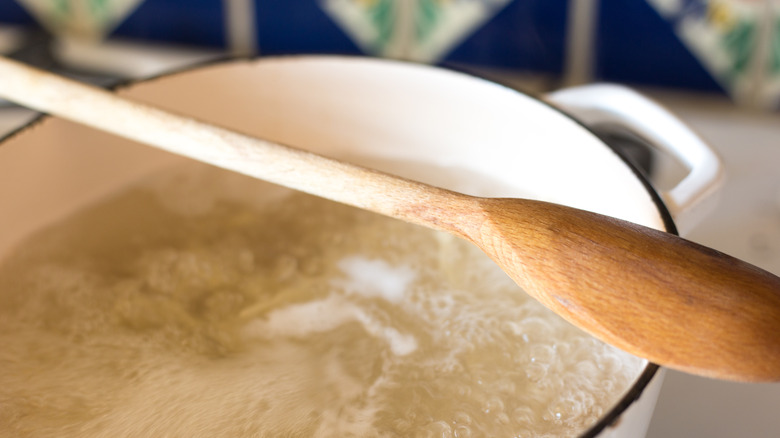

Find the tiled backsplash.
xmin=1 ymin=0 xmax=778 ymax=108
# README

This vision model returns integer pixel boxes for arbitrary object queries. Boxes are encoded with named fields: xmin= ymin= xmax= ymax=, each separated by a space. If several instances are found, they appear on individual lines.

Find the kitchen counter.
xmin=642 ymin=91 xmax=780 ymax=438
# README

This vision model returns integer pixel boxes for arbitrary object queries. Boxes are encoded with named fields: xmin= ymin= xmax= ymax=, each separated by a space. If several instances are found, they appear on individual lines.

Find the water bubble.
xmin=455 ymin=383 xmax=472 ymax=398
xmin=482 ymin=396 xmax=504 ymax=414
xmin=453 ymin=411 xmax=472 ymax=425
xmin=530 ymin=345 xmax=556 ymax=366
xmin=517 ymin=316 xmax=554 ymax=344
xmin=553 ymin=341 xmax=571 ymax=357
xmin=545 ymin=398 xmax=582 ymax=424
xmin=598 ymin=352 xmax=624 ymax=375
xmin=513 ymin=406 xmax=536 ymax=426
xmin=525 ymin=361 xmax=548 ymax=382
xmin=453 ymin=425 xmax=472 ymax=438
xmin=495 ymin=379 xmax=516 ymax=395
xmin=422 ymin=421 xmax=453 ymax=438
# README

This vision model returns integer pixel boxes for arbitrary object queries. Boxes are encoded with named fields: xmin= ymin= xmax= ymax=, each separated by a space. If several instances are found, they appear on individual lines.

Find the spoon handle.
xmin=5 ymin=56 xmax=780 ymax=382
xmin=0 ymin=57 xmax=477 ymax=232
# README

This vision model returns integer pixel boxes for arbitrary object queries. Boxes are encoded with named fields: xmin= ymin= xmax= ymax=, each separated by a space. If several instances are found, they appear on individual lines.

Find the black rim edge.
xmin=1 ymin=54 xmax=672 ymax=438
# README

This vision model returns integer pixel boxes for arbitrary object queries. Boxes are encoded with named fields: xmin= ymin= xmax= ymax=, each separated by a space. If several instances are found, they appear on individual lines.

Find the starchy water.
xmin=0 ymin=162 xmax=644 ymax=437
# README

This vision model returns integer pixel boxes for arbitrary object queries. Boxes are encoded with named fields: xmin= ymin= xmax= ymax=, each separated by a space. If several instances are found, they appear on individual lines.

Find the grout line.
xmin=224 ymin=0 xmax=258 ymax=57
xmin=563 ymin=0 xmax=600 ymax=86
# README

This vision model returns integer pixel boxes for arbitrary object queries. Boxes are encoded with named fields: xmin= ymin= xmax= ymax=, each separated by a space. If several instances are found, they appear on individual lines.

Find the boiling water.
xmin=0 ymin=163 xmax=643 ymax=437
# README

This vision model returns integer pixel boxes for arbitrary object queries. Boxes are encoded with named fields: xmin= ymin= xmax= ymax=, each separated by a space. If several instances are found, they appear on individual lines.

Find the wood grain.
xmin=469 ymin=198 xmax=780 ymax=382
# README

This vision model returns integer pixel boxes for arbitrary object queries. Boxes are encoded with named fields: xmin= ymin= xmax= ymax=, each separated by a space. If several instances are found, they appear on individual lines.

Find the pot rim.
xmin=0 ymin=54 xmax=671 ymax=438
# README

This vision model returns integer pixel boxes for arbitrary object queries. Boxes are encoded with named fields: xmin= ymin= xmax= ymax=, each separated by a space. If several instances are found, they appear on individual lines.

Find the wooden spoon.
xmin=1 ymin=56 xmax=779 ymax=382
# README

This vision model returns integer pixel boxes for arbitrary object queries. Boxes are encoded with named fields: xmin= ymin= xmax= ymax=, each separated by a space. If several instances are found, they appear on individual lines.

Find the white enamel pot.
xmin=0 ymin=56 xmax=722 ymax=437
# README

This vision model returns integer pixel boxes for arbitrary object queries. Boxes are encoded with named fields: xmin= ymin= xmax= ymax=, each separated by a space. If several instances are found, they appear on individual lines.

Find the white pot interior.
xmin=0 ymin=56 xmax=667 ymax=437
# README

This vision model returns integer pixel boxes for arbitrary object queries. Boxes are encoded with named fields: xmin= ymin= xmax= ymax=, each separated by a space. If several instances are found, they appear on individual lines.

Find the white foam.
xmin=244 ymin=295 xmax=417 ymax=357
xmin=333 ymin=256 xmax=415 ymax=303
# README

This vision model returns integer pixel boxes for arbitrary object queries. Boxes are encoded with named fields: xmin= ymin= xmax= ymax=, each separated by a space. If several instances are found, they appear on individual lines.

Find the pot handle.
xmin=546 ymin=84 xmax=724 ymax=235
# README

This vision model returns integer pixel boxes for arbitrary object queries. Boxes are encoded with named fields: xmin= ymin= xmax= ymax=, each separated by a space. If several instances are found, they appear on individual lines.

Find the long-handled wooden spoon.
xmin=1 ymin=56 xmax=779 ymax=382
